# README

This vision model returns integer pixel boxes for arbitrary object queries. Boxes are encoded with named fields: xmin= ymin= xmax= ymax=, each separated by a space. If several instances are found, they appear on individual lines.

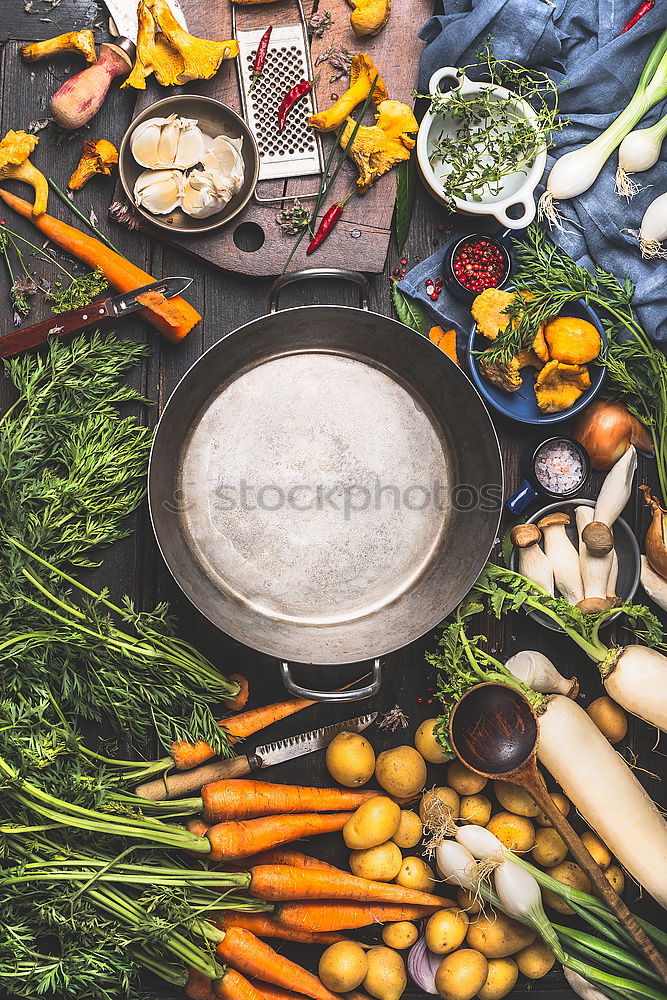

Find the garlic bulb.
xmin=181 ymin=169 xmax=234 ymax=218
xmin=202 ymin=134 xmax=244 ymax=193
xmin=134 ymin=169 xmax=183 ymax=215
xmin=131 ymin=114 xmax=205 ymax=170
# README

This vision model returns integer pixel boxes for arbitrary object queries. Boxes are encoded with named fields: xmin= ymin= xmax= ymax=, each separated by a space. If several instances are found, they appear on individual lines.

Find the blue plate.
xmin=467 ymin=298 xmax=606 ymax=425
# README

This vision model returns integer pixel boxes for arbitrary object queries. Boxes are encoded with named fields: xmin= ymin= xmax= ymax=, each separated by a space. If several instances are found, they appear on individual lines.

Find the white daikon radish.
xmin=601 ymin=645 xmax=667 ymax=734
xmin=616 ymin=112 xmax=667 ymax=197
xmin=536 ymin=694 xmax=667 ymax=908
xmin=639 ymin=191 xmax=667 ymax=258
xmin=504 ymin=650 xmax=578 ymax=697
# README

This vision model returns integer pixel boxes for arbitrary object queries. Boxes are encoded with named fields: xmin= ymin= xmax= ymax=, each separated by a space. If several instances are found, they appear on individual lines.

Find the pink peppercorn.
xmin=452 ymin=238 xmax=507 ymax=293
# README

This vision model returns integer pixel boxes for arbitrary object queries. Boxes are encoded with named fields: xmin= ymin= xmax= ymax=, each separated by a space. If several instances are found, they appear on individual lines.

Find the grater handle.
xmin=268 ymin=268 xmax=370 ymax=313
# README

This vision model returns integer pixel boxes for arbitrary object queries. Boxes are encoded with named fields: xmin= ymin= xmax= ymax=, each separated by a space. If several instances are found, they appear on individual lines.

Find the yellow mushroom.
xmin=534 ymin=360 xmax=591 ymax=414
xmin=0 ymin=131 xmax=48 ymax=216
xmin=347 ymin=0 xmax=391 ymax=36
xmin=68 ymin=139 xmax=119 ymax=191
xmin=21 ymin=30 xmax=97 ymax=65
xmin=340 ymin=100 xmax=418 ymax=193
xmin=309 ymin=54 xmax=388 ymax=133
xmin=123 ymin=0 xmax=239 ymax=90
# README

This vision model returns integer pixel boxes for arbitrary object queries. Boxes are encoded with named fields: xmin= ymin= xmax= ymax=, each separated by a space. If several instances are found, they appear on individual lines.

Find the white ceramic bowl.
xmin=416 ymin=67 xmax=547 ymax=230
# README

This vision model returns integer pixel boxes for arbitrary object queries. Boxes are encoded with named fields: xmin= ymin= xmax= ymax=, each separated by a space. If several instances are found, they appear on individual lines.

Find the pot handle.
xmin=492 ymin=194 xmax=538 ymax=231
xmin=280 ymin=659 xmax=381 ymax=701
xmin=268 ymin=268 xmax=370 ymax=313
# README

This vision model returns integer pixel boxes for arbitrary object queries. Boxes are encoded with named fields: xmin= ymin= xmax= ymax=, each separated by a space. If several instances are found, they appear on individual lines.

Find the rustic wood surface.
xmin=123 ymin=0 xmax=430 ymax=274
xmin=0 ymin=4 xmax=664 ymax=999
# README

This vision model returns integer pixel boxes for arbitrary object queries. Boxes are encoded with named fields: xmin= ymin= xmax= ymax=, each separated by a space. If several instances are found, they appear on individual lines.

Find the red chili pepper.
xmin=278 ymin=78 xmax=313 ymax=132
xmin=250 ymin=26 xmax=272 ymax=91
xmin=306 ymin=193 xmax=354 ymax=254
xmin=620 ymin=0 xmax=655 ymax=33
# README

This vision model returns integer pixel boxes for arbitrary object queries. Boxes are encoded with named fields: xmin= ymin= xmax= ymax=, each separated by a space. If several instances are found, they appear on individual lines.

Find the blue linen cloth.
xmin=400 ymin=0 xmax=667 ymax=341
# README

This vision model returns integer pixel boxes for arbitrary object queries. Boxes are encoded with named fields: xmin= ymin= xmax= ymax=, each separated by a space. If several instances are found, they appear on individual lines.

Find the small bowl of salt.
xmin=506 ymin=436 xmax=590 ymax=516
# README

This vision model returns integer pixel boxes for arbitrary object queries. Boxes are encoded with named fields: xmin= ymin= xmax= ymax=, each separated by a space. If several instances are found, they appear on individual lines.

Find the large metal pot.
xmin=149 ymin=269 xmax=503 ymax=701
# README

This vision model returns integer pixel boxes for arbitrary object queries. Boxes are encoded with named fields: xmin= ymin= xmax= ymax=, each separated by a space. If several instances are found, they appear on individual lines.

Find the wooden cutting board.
xmin=123 ymin=0 xmax=431 ymax=275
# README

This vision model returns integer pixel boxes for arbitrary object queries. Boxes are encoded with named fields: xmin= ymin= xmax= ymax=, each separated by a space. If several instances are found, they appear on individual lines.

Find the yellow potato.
xmin=516 ymin=941 xmax=555 ymax=979
xmin=457 ymin=886 xmax=482 ymax=915
xmin=382 ymin=921 xmax=419 ymax=950
xmin=420 ymin=787 xmax=460 ymax=826
xmin=466 ymin=910 xmax=536 ymax=958
xmin=425 ymin=907 xmax=469 ymax=955
xmin=493 ymin=780 xmax=540 ymax=817
xmin=350 ymin=841 xmax=403 ymax=882
xmin=396 ymin=856 xmax=436 ymax=893
xmin=343 ymin=796 xmax=401 ymax=850
xmin=326 ymin=730 xmax=376 ymax=787
xmin=587 ymin=696 xmax=628 ymax=744
xmin=543 ymin=861 xmax=592 ymax=914
xmin=478 ymin=958 xmax=519 ymax=1000
xmin=605 ymin=864 xmax=625 ymax=894
xmin=447 ymin=760 xmax=487 ymax=795
xmin=581 ymin=831 xmax=612 ymax=870
xmin=391 ymin=810 xmax=423 ymax=849
xmin=535 ymin=792 xmax=571 ymax=827
xmin=531 ymin=827 xmax=568 ymax=868
xmin=319 ymin=940 xmax=368 ymax=992
xmin=376 ymin=746 xmax=427 ymax=800
xmin=486 ymin=812 xmax=535 ymax=853
xmin=435 ymin=948 xmax=488 ymax=1000
xmin=363 ymin=945 xmax=407 ymax=1000
xmin=415 ymin=718 xmax=450 ymax=764
xmin=459 ymin=794 xmax=492 ymax=827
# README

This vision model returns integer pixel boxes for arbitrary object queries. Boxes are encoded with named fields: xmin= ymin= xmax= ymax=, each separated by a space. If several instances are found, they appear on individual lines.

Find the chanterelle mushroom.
xmin=124 ymin=0 xmax=239 ymax=90
xmin=347 ymin=0 xmax=391 ymax=36
xmin=537 ymin=511 xmax=584 ymax=605
xmin=340 ymin=100 xmax=418 ymax=193
xmin=308 ymin=54 xmax=388 ymax=132
xmin=534 ymin=360 xmax=591 ymax=414
xmin=21 ymin=30 xmax=97 ymax=65
xmin=510 ymin=523 xmax=554 ymax=595
xmin=68 ymin=139 xmax=119 ymax=190
xmin=0 ymin=130 xmax=48 ymax=216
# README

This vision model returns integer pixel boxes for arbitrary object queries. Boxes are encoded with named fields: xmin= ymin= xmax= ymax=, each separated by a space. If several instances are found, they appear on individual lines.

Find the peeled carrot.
xmin=206 ymin=812 xmax=352 ymax=861
xmin=172 ymin=696 xmax=315 ymax=770
xmin=276 ymin=900 xmax=444 ymax=931
xmin=216 ymin=927 xmax=338 ymax=1000
xmin=212 ymin=911 xmax=352 ymax=946
xmin=214 ymin=967 xmax=266 ymax=1000
xmin=226 ymin=674 xmax=250 ymax=711
xmin=0 ymin=189 xmax=200 ymax=342
xmin=429 ymin=326 xmax=459 ymax=364
xmin=249 ymin=865 xmax=448 ymax=907
xmin=201 ymin=779 xmax=378 ymax=822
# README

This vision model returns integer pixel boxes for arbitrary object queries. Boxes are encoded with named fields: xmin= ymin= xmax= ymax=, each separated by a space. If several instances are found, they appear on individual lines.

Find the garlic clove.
xmin=202 ymin=135 xmax=244 ymax=192
xmin=133 ymin=168 xmax=183 ymax=215
xmin=131 ymin=114 xmax=205 ymax=169
xmin=131 ymin=118 xmax=171 ymax=169
xmin=181 ymin=168 xmax=233 ymax=219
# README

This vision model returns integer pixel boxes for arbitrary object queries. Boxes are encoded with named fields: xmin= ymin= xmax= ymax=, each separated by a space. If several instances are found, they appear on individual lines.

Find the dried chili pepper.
xmin=306 ymin=192 xmax=353 ymax=254
xmin=250 ymin=26 xmax=272 ymax=91
xmin=620 ymin=0 xmax=655 ymax=33
xmin=278 ymin=78 xmax=314 ymax=132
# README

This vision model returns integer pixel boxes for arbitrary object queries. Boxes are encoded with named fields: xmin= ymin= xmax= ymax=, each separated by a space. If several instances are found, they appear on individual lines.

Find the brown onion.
xmin=573 ymin=401 xmax=653 ymax=471
xmin=640 ymin=485 xmax=667 ymax=580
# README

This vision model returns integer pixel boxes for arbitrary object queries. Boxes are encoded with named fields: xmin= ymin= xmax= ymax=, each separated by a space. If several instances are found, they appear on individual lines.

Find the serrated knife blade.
xmin=253 ymin=713 xmax=377 ymax=769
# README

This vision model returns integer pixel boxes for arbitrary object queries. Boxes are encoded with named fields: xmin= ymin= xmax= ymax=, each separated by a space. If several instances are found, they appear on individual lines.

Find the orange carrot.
xmin=201 ymin=779 xmax=378 ymax=822
xmin=226 ymin=674 xmax=250 ymax=711
xmin=250 ymin=985 xmax=305 ymax=1000
xmin=186 ymin=968 xmax=214 ymax=1000
xmin=429 ymin=326 xmax=459 ymax=364
xmin=206 ymin=812 xmax=352 ymax=861
xmin=243 ymin=849 xmax=337 ymax=872
xmin=214 ymin=967 xmax=266 ymax=1000
xmin=249 ymin=865 xmax=448 ymax=907
xmin=172 ymin=696 xmax=315 ymax=770
xmin=212 ymin=911 xmax=352 ymax=946
xmin=0 ymin=189 xmax=200 ymax=342
xmin=216 ymin=927 xmax=338 ymax=1000
xmin=276 ymin=900 xmax=444 ymax=932
xmin=187 ymin=817 xmax=211 ymax=838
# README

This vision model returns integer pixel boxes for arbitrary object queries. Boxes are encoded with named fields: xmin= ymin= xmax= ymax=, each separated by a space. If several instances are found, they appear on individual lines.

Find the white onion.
xmin=435 ymin=840 xmax=477 ymax=889
xmin=616 ymin=113 xmax=667 ymax=197
xmin=564 ymin=968 xmax=613 ymax=1000
xmin=455 ymin=825 xmax=504 ymax=861
xmin=493 ymin=859 xmax=543 ymax=922
xmin=639 ymin=191 xmax=667 ymax=259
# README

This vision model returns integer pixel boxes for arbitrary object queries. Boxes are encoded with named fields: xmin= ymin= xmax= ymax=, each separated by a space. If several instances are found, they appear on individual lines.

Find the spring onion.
xmin=540 ymin=27 xmax=667 ymax=224
xmin=639 ymin=190 xmax=667 ymax=258
xmin=616 ymin=112 xmax=667 ymax=196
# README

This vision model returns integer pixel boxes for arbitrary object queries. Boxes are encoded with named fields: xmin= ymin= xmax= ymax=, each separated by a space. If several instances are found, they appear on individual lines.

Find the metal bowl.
xmin=510 ymin=498 xmax=641 ymax=631
xmin=118 ymin=94 xmax=259 ymax=235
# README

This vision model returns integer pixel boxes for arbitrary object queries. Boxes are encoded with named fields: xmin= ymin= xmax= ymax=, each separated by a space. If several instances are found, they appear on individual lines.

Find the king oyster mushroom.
xmin=131 ymin=114 xmax=205 ymax=170
xmin=133 ymin=168 xmax=183 ymax=215
xmin=510 ymin=523 xmax=554 ymax=595
xmin=537 ymin=511 xmax=585 ymax=605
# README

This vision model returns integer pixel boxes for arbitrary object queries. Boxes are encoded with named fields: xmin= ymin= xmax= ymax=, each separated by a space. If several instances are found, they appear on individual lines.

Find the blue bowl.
xmin=467 ymin=298 xmax=606 ymax=425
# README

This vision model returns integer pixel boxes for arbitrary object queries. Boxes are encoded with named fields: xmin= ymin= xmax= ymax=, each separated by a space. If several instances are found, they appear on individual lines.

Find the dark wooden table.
xmin=0 ymin=5 xmax=664 ymax=999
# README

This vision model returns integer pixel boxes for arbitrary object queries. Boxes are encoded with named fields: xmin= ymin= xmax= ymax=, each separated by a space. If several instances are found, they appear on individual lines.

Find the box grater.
xmin=233 ymin=0 xmax=324 ymax=201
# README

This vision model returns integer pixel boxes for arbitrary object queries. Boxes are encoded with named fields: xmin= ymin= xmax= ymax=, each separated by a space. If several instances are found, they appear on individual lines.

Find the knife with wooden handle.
xmin=0 ymin=277 xmax=192 ymax=359
xmin=134 ymin=713 xmax=377 ymax=800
